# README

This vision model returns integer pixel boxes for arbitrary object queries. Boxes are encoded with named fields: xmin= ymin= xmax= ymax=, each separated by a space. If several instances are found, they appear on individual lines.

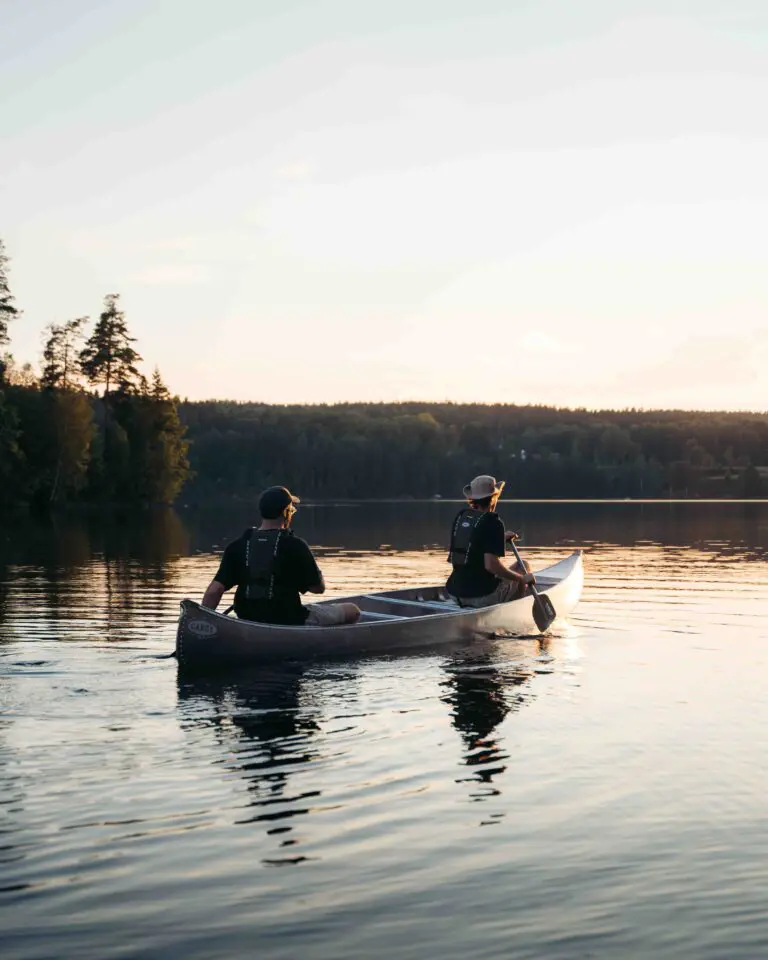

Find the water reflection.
xmin=0 ymin=508 xmax=191 ymax=567
xmin=441 ymin=651 xmax=536 ymax=825
xmin=3 ymin=501 xmax=768 ymax=574
xmin=0 ymin=510 xmax=196 ymax=645
xmin=0 ymin=714 xmax=27 ymax=895
xmin=177 ymin=668 xmax=323 ymax=866
xmin=4 ymin=501 xmax=768 ymax=959
xmin=181 ymin=499 xmax=768 ymax=554
xmin=0 ymin=553 xmax=8 ymax=629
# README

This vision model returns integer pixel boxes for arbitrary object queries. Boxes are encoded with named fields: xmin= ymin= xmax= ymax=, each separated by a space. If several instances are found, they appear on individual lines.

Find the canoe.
xmin=175 ymin=550 xmax=583 ymax=670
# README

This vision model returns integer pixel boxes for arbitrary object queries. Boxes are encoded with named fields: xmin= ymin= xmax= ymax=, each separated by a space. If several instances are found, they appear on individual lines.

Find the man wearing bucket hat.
xmin=201 ymin=485 xmax=360 ymax=626
xmin=446 ymin=475 xmax=536 ymax=608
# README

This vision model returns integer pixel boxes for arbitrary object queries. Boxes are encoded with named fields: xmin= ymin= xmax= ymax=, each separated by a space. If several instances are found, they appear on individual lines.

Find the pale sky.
xmin=3 ymin=0 xmax=768 ymax=409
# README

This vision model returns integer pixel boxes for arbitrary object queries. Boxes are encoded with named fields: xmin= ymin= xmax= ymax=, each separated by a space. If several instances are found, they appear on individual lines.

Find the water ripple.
xmin=2 ymin=506 xmax=768 ymax=958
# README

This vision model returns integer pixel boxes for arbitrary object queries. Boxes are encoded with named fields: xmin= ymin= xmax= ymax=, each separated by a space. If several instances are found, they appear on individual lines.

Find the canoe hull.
xmin=176 ymin=551 xmax=583 ymax=670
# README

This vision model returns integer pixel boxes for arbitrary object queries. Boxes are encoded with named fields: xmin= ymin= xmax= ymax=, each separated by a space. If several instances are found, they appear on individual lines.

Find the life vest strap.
xmin=245 ymin=528 xmax=285 ymax=600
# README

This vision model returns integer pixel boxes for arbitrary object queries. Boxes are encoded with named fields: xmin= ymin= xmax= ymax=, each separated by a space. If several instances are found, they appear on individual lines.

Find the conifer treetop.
xmin=0 ymin=239 xmax=21 ymax=383
xmin=79 ymin=293 xmax=142 ymax=396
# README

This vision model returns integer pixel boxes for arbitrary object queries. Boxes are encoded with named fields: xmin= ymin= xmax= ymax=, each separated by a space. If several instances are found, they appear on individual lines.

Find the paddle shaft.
xmin=507 ymin=538 xmax=557 ymax=632
xmin=507 ymin=539 xmax=542 ymax=599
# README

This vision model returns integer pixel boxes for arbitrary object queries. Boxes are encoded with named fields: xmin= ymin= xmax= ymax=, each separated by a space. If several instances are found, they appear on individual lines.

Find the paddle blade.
xmin=532 ymin=592 xmax=556 ymax=633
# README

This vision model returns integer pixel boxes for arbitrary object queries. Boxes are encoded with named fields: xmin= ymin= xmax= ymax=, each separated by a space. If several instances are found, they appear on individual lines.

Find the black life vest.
xmin=244 ymin=528 xmax=289 ymax=600
xmin=448 ymin=509 xmax=490 ymax=568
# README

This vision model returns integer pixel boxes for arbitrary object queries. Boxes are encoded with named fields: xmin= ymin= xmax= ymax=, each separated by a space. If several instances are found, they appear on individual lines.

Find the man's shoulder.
xmin=281 ymin=534 xmax=319 ymax=576
xmin=225 ymin=530 xmax=251 ymax=550
xmin=219 ymin=531 xmax=254 ymax=564
xmin=482 ymin=512 xmax=504 ymax=530
xmin=481 ymin=513 xmax=505 ymax=547
xmin=283 ymin=534 xmax=314 ymax=555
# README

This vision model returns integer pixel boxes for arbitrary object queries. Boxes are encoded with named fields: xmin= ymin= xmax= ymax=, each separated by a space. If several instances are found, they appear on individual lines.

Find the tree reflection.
xmin=176 ymin=667 xmax=322 ymax=866
xmin=0 ymin=509 xmax=195 ymax=643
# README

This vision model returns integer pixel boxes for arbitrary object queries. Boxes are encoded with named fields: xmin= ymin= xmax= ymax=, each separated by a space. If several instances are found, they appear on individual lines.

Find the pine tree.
xmin=49 ymin=390 xmax=95 ymax=503
xmin=39 ymin=317 xmax=95 ymax=502
xmin=0 ymin=389 xmax=23 ymax=503
xmin=151 ymin=367 xmax=170 ymax=402
xmin=130 ymin=368 xmax=191 ymax=503
xmin=79 ymin=294 xmax=142 ymax=396
xmin=41 ymin=317 xmax=88 ymax=390
xmin=0 ymin=239 xmax=21 ymax=384
xmin=144 ymin=368 xmax=191 ymax=503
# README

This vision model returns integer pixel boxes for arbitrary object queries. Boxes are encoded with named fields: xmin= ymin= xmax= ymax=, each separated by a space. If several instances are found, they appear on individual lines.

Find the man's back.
xmin=446 ymin=508 xmax=506 ymax=599
xmin=214 ymin=528 xmax=323 ymax=625
xmin=200 ymin=484 xmax=360 ymax=628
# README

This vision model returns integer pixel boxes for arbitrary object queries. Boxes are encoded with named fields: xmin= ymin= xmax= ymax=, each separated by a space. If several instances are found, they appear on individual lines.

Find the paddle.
xmin=507 ymin=539 xmax=557 ymax=633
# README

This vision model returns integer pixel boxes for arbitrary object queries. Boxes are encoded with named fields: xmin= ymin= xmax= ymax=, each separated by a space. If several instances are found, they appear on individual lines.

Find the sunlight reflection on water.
xmin=1 ymin=502 xmax=768 ymax=959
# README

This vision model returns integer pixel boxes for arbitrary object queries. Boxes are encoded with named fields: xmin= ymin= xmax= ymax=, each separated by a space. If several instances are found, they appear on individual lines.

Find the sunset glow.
xmin=3 ymin=1 xmax=768 ymax=409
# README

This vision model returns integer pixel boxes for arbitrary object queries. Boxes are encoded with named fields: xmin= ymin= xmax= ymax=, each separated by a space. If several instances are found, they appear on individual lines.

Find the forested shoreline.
xmin=178 ymin=401 xmax=768 ymax=502
xmin=2 ymin=237 xmax=768 ymax=508
xmin=0 ymin=240 xmax=190 ymax=508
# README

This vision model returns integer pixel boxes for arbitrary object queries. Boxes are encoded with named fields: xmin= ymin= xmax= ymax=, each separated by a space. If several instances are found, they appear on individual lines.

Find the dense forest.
xmin=178 ymin=401 xmax=768 ymax=502
xmin=0 ymin=240 xmax=190 ymax=509
xmin=2 ymin=236 xmax=767 ymax=507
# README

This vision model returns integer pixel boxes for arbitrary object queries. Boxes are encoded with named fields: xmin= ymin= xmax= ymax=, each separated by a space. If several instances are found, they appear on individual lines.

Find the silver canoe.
xmin=176 ymin=550 xmax=584 ymax=670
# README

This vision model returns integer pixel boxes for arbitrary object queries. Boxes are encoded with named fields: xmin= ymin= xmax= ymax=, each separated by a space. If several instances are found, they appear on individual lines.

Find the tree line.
xmin=3 ymin=236 xmax=767 ymax=507
xmin=0 ymin=239 xmax=190 ymax=508
xmin=178 ymin=401 xmax=768 ymax=503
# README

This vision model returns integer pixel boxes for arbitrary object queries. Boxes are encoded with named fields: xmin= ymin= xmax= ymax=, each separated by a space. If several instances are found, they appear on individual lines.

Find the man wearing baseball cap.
xmin=201 ymin=485 xmax=360 ymax=626
xmin=446 ymin=475 xmax=535 ymax=608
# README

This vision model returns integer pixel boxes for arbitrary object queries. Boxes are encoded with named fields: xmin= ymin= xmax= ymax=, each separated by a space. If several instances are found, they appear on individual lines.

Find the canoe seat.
xmin=358 ymin=610 xmax=405 ymax=622
xmin=360 ymin=595 xmax=459 ymax=612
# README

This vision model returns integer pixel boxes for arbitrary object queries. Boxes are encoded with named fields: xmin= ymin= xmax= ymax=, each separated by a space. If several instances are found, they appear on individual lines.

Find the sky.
xmin=2 ymin=0 xmax=768 ymax=410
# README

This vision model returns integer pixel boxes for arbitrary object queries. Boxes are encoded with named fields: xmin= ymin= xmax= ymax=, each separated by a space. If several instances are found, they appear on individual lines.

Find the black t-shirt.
xmin=446 ymin=511 xmax=506 ymax=598
xmin=214 ymin=529 xmax=323 ymax=625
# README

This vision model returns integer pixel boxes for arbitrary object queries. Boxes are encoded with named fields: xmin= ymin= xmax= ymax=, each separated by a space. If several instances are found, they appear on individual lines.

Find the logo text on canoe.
xmin=188 ymin=620 xmax=218 ymax=638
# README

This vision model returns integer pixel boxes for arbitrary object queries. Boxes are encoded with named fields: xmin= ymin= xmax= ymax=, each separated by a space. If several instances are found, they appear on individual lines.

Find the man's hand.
xmin=522 ymin=572 xmax=537 ymax=586
xmin=505 ymin=530 xmax=520 ymax=543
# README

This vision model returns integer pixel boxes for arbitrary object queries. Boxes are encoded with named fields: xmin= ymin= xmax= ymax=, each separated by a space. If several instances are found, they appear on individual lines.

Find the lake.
xmin=2 ymin=501 xmax=767 ymax=959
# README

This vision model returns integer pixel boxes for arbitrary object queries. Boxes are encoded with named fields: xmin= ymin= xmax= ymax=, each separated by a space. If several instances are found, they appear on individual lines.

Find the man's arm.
xmin=484 ymin=554 xmax=535 ymax=585
xmin=304 ymin=571 xmax=326 ymax=594
xmin=203 ymin=540 xmax=241 ymax=609
xmin=202 ymin=580 xmax=227 ymax=610
xmin=293 ymin=537 xmax=327 ymax=594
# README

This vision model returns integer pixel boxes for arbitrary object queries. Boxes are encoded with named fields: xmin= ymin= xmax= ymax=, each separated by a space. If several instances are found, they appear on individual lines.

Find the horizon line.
xmin=176 ymin=396 xmax=768 ymax=417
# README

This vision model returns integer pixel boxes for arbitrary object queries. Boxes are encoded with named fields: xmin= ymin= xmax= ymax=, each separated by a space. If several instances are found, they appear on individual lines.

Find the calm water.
xmin=1 ymin=501 xmax=767 ymax=959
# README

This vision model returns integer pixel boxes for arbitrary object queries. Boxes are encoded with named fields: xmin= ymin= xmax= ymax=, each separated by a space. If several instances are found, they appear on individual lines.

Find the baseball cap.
xmin=258 ymin=485 xmax=300 ymax=519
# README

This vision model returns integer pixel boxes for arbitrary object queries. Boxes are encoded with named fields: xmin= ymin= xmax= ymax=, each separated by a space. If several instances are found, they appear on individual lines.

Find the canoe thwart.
xmin=360 ymin=595 xmax=458 ymax=614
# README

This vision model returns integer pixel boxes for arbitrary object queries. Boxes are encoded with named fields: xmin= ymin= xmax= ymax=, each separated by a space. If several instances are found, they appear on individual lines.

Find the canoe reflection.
xmin=176 ymin=667 xmax=323 ymax=865
xmin=177 ymin=650 xmax=539 ymax=852
xmin=441 ymin=653 xmax=535 ymax=817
